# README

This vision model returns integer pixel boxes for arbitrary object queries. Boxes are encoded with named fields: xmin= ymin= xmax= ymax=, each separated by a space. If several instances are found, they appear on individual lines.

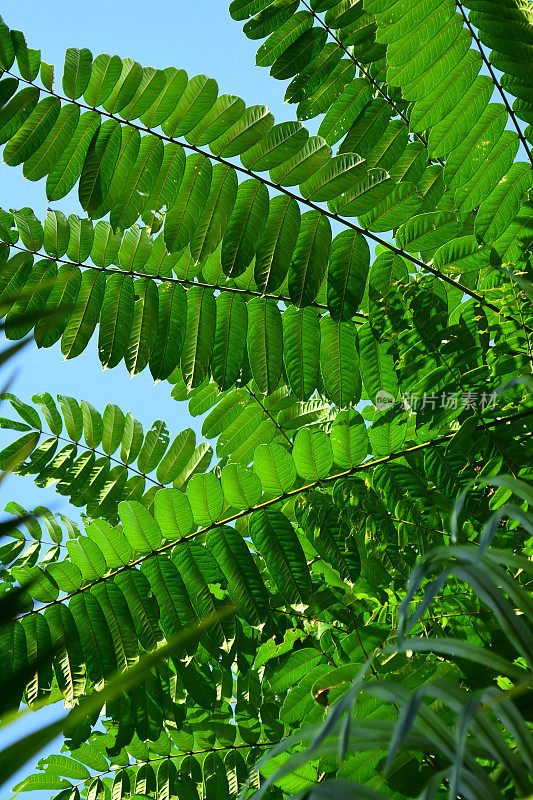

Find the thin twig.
xmin=456 ymin=0 xmax=533 ymax=167
xmin=3 ymin=70 xmax=529 ymax=334
xmin=17 ymin=406 xmax=533 ymax=620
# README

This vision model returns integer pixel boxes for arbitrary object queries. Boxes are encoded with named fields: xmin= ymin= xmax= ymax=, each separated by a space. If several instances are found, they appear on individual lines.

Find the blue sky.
xmin=0 ymin=0 xmax=300 ymax=511
xmin=0 ymin=2 xmax=299 ymax=796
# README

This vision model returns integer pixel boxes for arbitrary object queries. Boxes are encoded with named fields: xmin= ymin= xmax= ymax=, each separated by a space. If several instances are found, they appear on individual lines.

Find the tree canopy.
xmin=0 ymin=1 xmax=532 ymax=798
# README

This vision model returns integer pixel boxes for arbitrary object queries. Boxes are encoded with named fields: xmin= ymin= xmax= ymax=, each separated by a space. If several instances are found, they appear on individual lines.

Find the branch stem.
xmin=19 ymin=406 xmax=533 ymax=619
xmin=3 ymin=70 xmax=528 ymax=334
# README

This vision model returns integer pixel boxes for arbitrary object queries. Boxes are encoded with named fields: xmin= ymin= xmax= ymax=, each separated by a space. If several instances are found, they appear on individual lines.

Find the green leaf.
xmin=247 ymin=297 xmax=283 ymax=394
xmin=12 ymin=774 xmax=72 ymax=792
xmin=300 ymin=500 xmax=360 ymax=584
xmin=138 ymin=66 xmax=186 ymax=128
xmin=33 ymin=392 xmax=62 ymax=435
xmin=475 ymin=162 xmax=532 ymax=243
xmin=186 ymin=93 xmax=246 ymax=147
xmin=203 ymin=753 xmax=230 ymax=800
xmin=241 ymin=121 xmax=308 ymax=171
xmin=155 ymin=428 xmax=196 ymax=486
xmin=190 ymin=164 xmax=238 ymax=265
xmin=121 ymin=66 xmax=167 ymax=121
xmin=270 ymin=135 xmax=331 ymax=186
xmin=230 ymin=0 xmax=274 ymax=20
xmin=66 ymin=537 xmax=106 ymax=580
xmin=171 ymin=544 xmax=228 ymax=653
xmin=62 ymin=48 xmax=93 ymax=100
xmin=328 ymin=169 xmax=395 ymax=217
xmin=293 ymin=428 xmax=333 ymax=480
xmin=327 ymin=229 xmax=369 ymax=322
xmin=243 ymin=0 xmax=299 ymax=39
xmin=101 ymin=403 xmax=125 ymax=455
xmin=338 ymin=98 xmax=390 ymax=160
xmin=423 ymin=58 xmax=488 ymax=144
xmin=5 ymin=259 xmax=56 ymax=341
xmin=34 ymin=263 xmax=81 ymax=349
xmin=300 ymin=154 xmax=366 ymax=202
xmin=221 ymin=463 xmax=262 ymax=509
xmin=270 ymin=27 xmax=327 ymax=81
xmin=186 ymin=472 xmax=224 ymax=526
xmin=149 ymin=283 xmax=187 ymax=382
xmin=212 ymin=292 xmax=248 ymax=391
xmin=289 ymin=210 xmax=332 ymax=308
xmin=141 ymin=554 xmax=196 ymax=647
xmin=61 ymin=270 xmax=106 ymax=361
xmin=13 ymin=208 xmax=43 ymax=250
xmin=164 ymin=154 xmax=212 ymax=253
xmin=103 ymin=58 xmax=143 ymax=116
xmin=0 ymin=22 xmax=15 ymax=69
xmin=358 ymin=323 xmax=398 ymax=403
xmin=46 ymin=561 xmax=83 ymax=592
xmin=253 ymin=442 xmax=296 ymax=494
xmin=396 ymin=212 xmax=463 ymax=253
xmin=359 ymin=182 xmax=423 ymax=232
xmin=98 ymin=274 xmax=135 ymax=370
xmin=70 ymin=592 xmax=116 ymax=683
xmin=250 ymin=508 xmax=312 ymax=605
xmin=78 ymin=119 xmax=122 ymax=215
xmin=207 ymin=525 xmax=269 ymax=626
xmin=143 ymin=143 xmax=185 ymax=230
xmin=40 ymin=754 xmax=90 ymax=782
xmin=125 ymin=277 xmax=159 ymax=376
xmin=325 ymin=0 xmax=365 ymax=28
xmin=0 ymin=86 xmax=40 ymax=146
xmin=369 ymin=409 xmax=406 ymax=457
xmin=330 ymin=409 xmax=368 ymax=469
xmin=43 ymin=209 xmax=70 ymax=258
xmin=153 ymin=487 xmax=194 ymax=538
xmin=46 ymin=111 xmax=100 ymax=201
xmin=111 ymin=134 xmax=164 ymax=230
xmin=3 ymin=96 xmax=60 ymax=167
xmin=90 ymin=221 xmax=121 ymax=267
xmin=283 ymin=306 xmax=320 ymax=401
xmin=270 ymin=648 xmax=324 ymax=693
xmin=221 ymin=178 xmax=269 ymax=278
xmin=83 ymin=53 xmax=122 ymax=106
xmin=86 ymin=519 xmax=132 ymax=568
xmin=255 ymin=195 xmax=301 ymax=294
xmin=0 ymin=252 xmax=33 ymax=309
xmin=119 ymin=412 xmax=143 ymax=464
xmin=137 ymin=419 xmax=169 ymax=473
xmin=296 ymin=58 xmax=355 ymax=121
xmin=119 ymin=500 xmax=162 ymax=553
xmin=320 ymin=316 xmax=361 ymax=407
xmin=162 ymin=74 xmax=218 ymax=138
xmin=210 ymin=104 xmax=274 ymax=157
xmin=256 ymin=11 xmax=313 ymax=66
xmin=454 ymin=131 xmax=519 ymax=212
xmin=181 ymin=287 xmax=216 ymax=390
xmin=114 ymin=569 xmax=161 ymax=652
xmin=21 ymin=608 xmax=53 ymax=708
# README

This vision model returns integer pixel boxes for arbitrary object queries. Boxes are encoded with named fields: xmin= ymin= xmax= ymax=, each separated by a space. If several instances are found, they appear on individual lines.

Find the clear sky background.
xmin=0 ymin=2 xmax=300 ymax=796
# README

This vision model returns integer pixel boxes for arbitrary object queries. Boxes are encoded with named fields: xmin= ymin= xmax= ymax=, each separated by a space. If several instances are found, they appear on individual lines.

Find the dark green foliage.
xmin=0 ymin=3 xmax=532 ymax=799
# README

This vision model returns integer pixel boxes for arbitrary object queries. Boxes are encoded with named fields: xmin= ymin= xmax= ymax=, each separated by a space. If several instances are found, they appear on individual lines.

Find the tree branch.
xmin=18 ymin=406 xmax=533 ymax=620
xmin=246 ymin=386 xmax=293 ymax=446
xmin=3 ymin=70 xmax=529 ymax=334
xmin=5 ymin=242 xmax=342 ymax=318
xmin=299 ymin=0 xmax=445 ymax=167
xmin=456 ymin=0 xmax=533 ymax=167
